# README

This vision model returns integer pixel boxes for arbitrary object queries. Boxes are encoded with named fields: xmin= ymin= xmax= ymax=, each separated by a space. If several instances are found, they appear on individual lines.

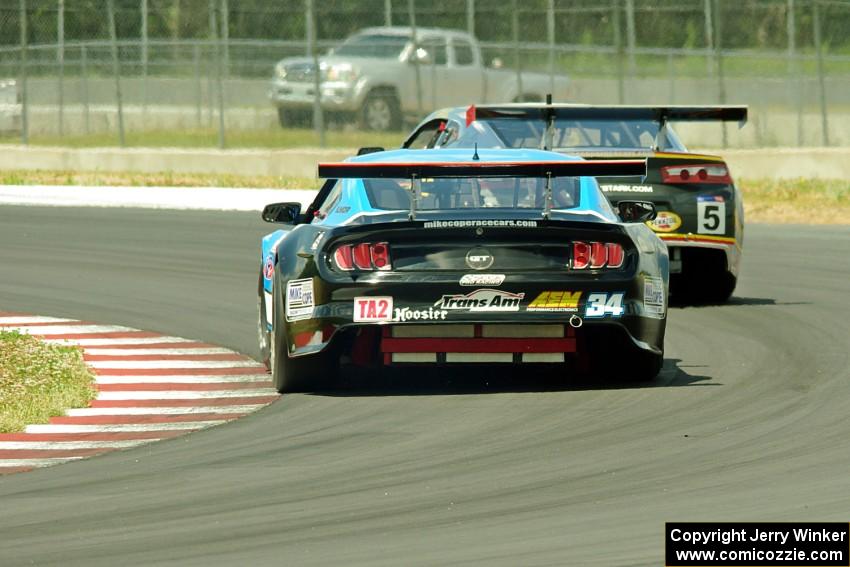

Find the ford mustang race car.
xmin=402 ymin=104 xmax=747 ymax=303
xmin=258 ymin=148 xmax=668 ymax=392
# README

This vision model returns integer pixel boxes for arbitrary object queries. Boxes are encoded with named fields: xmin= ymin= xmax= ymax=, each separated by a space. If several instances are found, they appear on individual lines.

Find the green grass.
xmin=0 ymin=169 xmax=318 ymax=189
xmin=0 ymin=331 xmax=96 ymax=433
xmin=740 ymin=177 xmax=850 ymax=224
xmin=0 ymin=127 xmax=401 ymax=151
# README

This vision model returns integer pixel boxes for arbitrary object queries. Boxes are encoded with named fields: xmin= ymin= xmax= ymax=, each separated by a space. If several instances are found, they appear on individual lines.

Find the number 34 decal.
xmin=585 ymin=292 xmax=625 ymax=318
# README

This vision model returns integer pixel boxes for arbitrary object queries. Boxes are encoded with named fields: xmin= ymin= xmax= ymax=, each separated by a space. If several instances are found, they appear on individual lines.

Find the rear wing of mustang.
xmin=318 ymin=159 xmax=646 ymax=180
xmin=317 ymin=159 xmax=647 ymax=220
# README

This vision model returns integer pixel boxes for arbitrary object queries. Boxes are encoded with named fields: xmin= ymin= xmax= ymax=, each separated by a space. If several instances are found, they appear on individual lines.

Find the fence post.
xmin=713 ymin=0 xmax=727 ymax=148
xmin=787 ymin=0 xmax=803 ymax=146
xmin=547 ymin=0 xmax=555 ymax=96
xmin=208 ymin=0 xmax=215 ymax=126
xmin=612 ymin=0 xmax=624 ymax=104
xmin=19 ymin=0 xmax=28 ymax=145
xmin=703 ymin=0 xmax=713 ymax=76
xmin=512 ymin=0 xmax=523 ymax=99
xmin=813 ymin=0 xmax=829 ymax=146
xmin=211 ymin=0 xmax=225 ymax=148
xmin=667 ymin=51 xmax=675 ymax=103
xmin=141 ymin=0 xmax=148 ymax=119
xmin=624 ymin=0 xmax=636 ymax=84
xmin=306 ymin=0 xmax=325 ymax=146
xmin=107 ymin=0 xmax=125 ymax=146
xmin=385 ymin=0 xmax=392 ymax=26
xmin=466 ymin=0 xmax=474 ymax=36
xmin=81 ymin=44 xmax=90 ymax=134
xmin=408 ymin=0 xmax=422 ymax=118
xmin=221 ymin=0 xmax=229 ymax=76
xmin=57 ymin=0 xmax=64 ymax=138
xmin=194 ymin=43 xmax=202 ymax=127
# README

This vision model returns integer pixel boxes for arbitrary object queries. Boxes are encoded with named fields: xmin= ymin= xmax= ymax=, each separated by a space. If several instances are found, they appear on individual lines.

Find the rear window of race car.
xmin=362 ymin=177 xmax=581 ymax=211
xmin=482 ymin=119 xmax=686 ymax=152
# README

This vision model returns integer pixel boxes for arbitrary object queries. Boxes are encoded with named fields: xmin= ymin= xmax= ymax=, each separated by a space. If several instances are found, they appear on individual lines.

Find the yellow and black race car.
xmin=403 ymin=104 xmax=747 ymax=303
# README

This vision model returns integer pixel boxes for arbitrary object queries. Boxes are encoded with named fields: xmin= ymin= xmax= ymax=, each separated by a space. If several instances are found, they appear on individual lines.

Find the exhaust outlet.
xmin=569 ymin=314 xmax=583 ymax=328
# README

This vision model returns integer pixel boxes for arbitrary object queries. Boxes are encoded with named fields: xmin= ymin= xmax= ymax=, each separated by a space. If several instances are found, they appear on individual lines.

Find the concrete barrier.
xmin=0 ymin=144 xmax=847 ymax=180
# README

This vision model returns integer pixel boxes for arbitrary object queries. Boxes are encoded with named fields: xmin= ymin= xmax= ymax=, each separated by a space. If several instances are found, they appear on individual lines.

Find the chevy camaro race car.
xmin=258 ymin=148 xmax=668 ymax=392
xmin=402 ymin=104 xmax=747 ymax=302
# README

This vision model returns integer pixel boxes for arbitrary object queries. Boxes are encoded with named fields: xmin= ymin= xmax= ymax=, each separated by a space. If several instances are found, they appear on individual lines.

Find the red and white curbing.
xmin=0 ymin=313 xmax=279 ymax=475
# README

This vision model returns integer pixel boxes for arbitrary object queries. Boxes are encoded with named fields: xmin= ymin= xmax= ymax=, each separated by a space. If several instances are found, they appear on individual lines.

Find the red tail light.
xmin=333 ymin=245 xmax=354 ymax=271
xmin=572 ymin=241 xmax=625 ymax=270
xmin=352 ymin=243 xmax=372 ymax=270
xmin=661 ymin=163 xmax=732 ymax=185
xmin=332 ymin=243 xmax=392 ymax=272
xmin=590 ymin=242 xmax=608 ymax=269
xmin=606 ymin=243 xmax=625 ymax=268
xmin=370 ymin=242 xmax=391 ymax=270
xmin=572 ymin=242 xmax=591 ymax=270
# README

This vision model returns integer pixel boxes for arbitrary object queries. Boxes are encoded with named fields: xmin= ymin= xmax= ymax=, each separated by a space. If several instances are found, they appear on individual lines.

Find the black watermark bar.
xmin=666 ymin=523 xmax=850 ymax=567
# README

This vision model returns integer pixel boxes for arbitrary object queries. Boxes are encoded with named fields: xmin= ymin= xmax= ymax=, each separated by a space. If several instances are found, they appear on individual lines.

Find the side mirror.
xmin=357 ymin=146 xmax=384 ymax=156
xmin=262 ymin=202 xmax=302 ymax=224
xmin=618 ymin=200 xmax=657 ymax=223
xmin=408 ymin=47 xmax=431 ymax=65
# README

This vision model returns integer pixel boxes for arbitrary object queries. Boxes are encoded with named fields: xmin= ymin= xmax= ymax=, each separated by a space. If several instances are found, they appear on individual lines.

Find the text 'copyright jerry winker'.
xmin=666 ymin=522 xmax=850 ymax=566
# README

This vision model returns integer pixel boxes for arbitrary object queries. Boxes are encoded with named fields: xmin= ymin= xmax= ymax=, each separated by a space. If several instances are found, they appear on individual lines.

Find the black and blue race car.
xmin=258 ymin=148 xmax=668 ymax=392
xmin=403 ymin=104 xmax=747 ymax=303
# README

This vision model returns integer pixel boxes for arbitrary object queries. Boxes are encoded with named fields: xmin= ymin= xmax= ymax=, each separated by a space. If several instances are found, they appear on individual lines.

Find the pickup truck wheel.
xmin=361 ymin=92 xmax=400 ymax=131
xmin=277 ymin=107 xmax=311 ymax=129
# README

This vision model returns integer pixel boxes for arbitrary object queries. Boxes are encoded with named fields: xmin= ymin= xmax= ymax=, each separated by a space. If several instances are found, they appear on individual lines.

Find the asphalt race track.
xmin=1 ymin=207 xmax=848 ymax=566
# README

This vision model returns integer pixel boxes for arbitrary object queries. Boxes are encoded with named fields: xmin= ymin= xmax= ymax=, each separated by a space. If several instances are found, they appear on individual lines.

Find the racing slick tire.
xmin=360 ymin=90 xmax=401 ymax=131
xmin=270 ymin=277 xmax=338 ymax=393
xmin=257 ymin=272 xmax=272 ymax=370
xmin=673 ymin=271 xmax=737 ymax=304
xmin=623 ymin=349 xmax=664 ymax=382
xmin=277 ymin=107 xmax=311 ymax=129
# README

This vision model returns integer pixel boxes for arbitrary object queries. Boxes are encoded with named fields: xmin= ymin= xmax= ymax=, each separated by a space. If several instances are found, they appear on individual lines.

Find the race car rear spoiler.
xmin=318 ymin=159 xmax=647 ymax=221
xmin=318 ymin=159 xmax=646 ymax=180
xmin=471 ymin=104 xmax=748 ymax=126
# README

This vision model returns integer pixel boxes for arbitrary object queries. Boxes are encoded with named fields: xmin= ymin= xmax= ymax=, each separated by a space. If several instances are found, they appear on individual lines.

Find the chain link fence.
xmin=0 ymin=0 xmax=848 ymax=148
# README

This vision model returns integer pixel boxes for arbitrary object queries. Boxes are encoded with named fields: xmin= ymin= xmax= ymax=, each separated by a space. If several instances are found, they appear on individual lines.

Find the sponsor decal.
xmin=423 ymin=219 xmax=538 ymax=229
xmin=310 ymin=232 xmax=325 ymax=251
xmin=527 ymin=291 xmax=582 ymax=312
xmin=647 ymin=211 xmax=682 ymax=233
xmin=465 ymin=247 xmax=494 ymax=270
xmin=697 ymin=195 xmax=725 ymax=202
xmin=393 ymin=307 xmax=448 ymax=322
xmin=353 ymin=297 xmax=393 ymax=322
xmin=262 ymin=255 xmax=275 ymax=280
xmin=600 ymin=184 xmax=653 ymax=193
xmin=285 ymin=278 xmax=315 ymax=321
xmin=644 ymin=276 xmax=665 ymax=318
xmin=353 ymin=298 xmax=448 ymax=323
xmin=335 ymin=206 xmax=351 ymax=213
xmin=459 ymin=273 xmax=505 ymax=287
xmin=434 ymin=289 xmax=524 ymax=312
xmin=585 ymin=292 xmax=625 ymax=318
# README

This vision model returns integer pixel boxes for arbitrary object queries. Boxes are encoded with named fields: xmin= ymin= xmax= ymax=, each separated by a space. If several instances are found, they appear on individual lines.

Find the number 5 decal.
xmin=585 ymin=292 xmax=625 ymax=318
xmin=697 ymin=201 xmax=726 ymax=234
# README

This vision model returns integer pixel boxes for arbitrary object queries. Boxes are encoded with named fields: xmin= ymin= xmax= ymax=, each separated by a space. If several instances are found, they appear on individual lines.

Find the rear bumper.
xmin=268 ymin=79 xmax=360 ymax=112
xmin=660 ymin=234 xmax=740 ymax=276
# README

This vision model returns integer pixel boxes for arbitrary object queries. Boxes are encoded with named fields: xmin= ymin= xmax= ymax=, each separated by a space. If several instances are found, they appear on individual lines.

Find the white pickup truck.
xmin=269 ymin=27 xmax=570 ymax=131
